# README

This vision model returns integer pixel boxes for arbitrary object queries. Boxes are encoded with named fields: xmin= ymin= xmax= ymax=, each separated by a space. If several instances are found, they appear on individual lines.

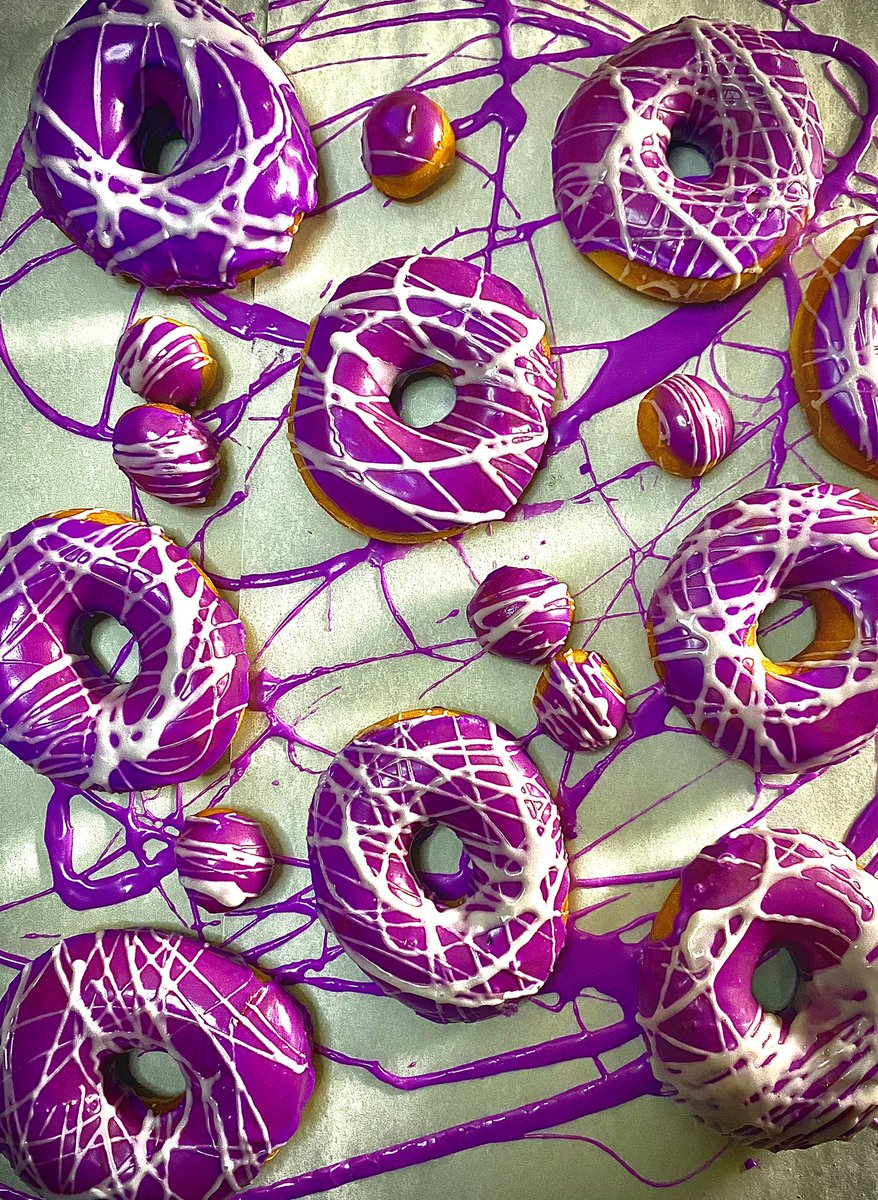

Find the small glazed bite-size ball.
xmin=116 ymin=316 xmax=217 ymax=408
xmin=361 ymin=89 xmax=456 ymax=199
xmin=534 ymin=649 xmax=627 ymax=751
xmin=175 ymin=807 xmax=275 ymax=912
xmin=467 ymin=565 xmax=574 ymax=666
xmin=637 ymin=375 xmax=734 ymax=478
xmin=112 ymin=403 xmax=220 ymax=506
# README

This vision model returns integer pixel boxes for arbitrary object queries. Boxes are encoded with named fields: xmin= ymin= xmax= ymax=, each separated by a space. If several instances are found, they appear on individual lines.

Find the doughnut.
xmin=466 ymin=565 xmax=574 ymax=666
xmin=0 ymin=509 xmax=249 ymax=791
xmin=175 ymin=806 xmax=274 ymax=912
xmin=307 ymin=708 xmax=569 ymax=1022
xmin=791 ymin=222 xmax=878 ymax=478
xmin=24 ymin=0 xmax=319 ymax=292
xmin=551 ymin=18 xmax=824 ymax=303
xmin=361 ymin=89 xmax=456 ymax=199
xmin=116 ymin=317 xmax=216 ymax=409
xmin=291 ymin=255 xmax=556 ymax=543
xmin=647 ymin=483 xmax=878 ymax=775
xmin=637 ymin=374 xmax=734 ymax=477
xmin=0 ymin=929 xmax=313 ymax=1198
xmin=533 ymin=649 xmax=627 ymax=752
xmin=638 ymin=827 xmax=878 ymax=1149
xmin=112 ymin=404 xmax=221 ymax=506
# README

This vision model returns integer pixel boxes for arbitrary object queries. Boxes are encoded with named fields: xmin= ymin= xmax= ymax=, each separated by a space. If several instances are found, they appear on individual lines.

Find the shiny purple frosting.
xmin=24 ymin=0 xmax=319 ymax=292
xmin=551 ymin=18 xmax=824 ymax=297
xmin=361 ymin=89 xmax=448 ymax=178
xmin=116 ymin=317 xmax=215 ymax=409
xmin=467 ymin=565 xmax=573 ymax=666
xmin=638 ymin=827 xmax=878 ymax=1149
xmin=639 ymin=374 xmax=734 ymax=477
xmin=175 ymin=807 xmax=275 ymax=912
xmin=307 ymin=709 xmax=569 ymax=1022
xmin=0 ymin=929 xmax=314 ymax=1199
xmin=0 ymin=510 xmax=249 ymax=791
xmin=112 ymin=404 xmax=221 ymax=506
xmin=292 ymin=255 xmax=556 ymax=541
xmin=648 ymin=483 xmax=878 ymax=775
xmin=534 ymin=650 xmax=627 ymax=752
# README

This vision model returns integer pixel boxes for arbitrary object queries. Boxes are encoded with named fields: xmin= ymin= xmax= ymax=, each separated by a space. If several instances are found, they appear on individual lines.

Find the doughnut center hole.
xmin=667 ymin=137 xmax=713 ymax=180
xmin=752 ymin=947 xmax=802 ymax=1015
xmin=134 ymin=99 xmax=188 ymax=175
xmin=78 ymin=614 xmax=140 ymax=684
xmin=412 ymin=823 xmax=470 ymax=908
xmin=756 ymin=595 xmax=818 ymax=665
xmin=111 ymin=1050 xmax=186 ymax=1113
xmin=391 ymin=366 xmax=456 ymax=429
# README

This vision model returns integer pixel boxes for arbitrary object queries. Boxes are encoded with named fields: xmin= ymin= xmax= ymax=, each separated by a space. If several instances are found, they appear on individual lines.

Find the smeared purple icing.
xmin=361 ymin=89 xmax=452 ymax=183
xmin=638 ymin=374 xmax=734 ymax=477
xmin=112 ymin=403 xmax=221 ymax=506
xmin=466 ymin=565 xmax=573 ymax=666
xmin=0 ymin=929 xmax=314 ymax=1199
xmin=648 ymin=484 xmax=878 ymax=775
xmin=0 ymin=510 xmax=249 ymax=791
xmin=534 ymin=650 xmax=627 ymax=752
xmin=639 ymin=827 xmax=878 ymax=1149
xmin=116 ymin=317 xmax=215 ymax=409
xmin=292 ymin=255 xmax=556 ymax=541
xmin=175 ymin=807 xmax=274 ymax=912
xmin=308 ymin=710 xmax=569 ymax=1022
xmin=24 ymin=0 xmax=319 ymax=291
xmin=552 ymin=18 xmax=824 ymax=300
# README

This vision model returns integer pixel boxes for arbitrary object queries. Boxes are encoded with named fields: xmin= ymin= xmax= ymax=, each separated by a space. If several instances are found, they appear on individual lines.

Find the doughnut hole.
xmin=390 ymin=364 xmax=456 ymax=429
xmin=411 ymin=823 xmax=471 ymax=908
xmin=752 ymin=946 xmax=803 ymax=1018
xmin=754 ymin=590 xmax=855 ymax=673
xmin=105 ymin=1049 xmax=187 ymax=1114
xmin=75 ymin=613 xmax=141 ymax=684
xmin=667 ymin=138 xmax=713 ymax=180
xmin=132 ymin=68 xmax=191 ymax=176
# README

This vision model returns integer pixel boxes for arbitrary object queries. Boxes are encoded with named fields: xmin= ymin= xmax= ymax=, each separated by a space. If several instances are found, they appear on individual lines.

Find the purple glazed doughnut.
xmin=307 ymin=708 xmax=569 ymax=1022
xmin=637 ymin=374 xmax=734 ymax=477
xmin=647 ymin=483 xmax=878 ymax=775
xmin=551 ymin=18 xmax=824 ymax=303
xmin=291 ymin=255 xmax=556 ymax=543
xmin=638 ymin=827 xmax=878 ymax=1149
xmin=534 ymin=649 xmax=627 ymax=752
xmin=0 ymin=509 xmax=249 ymax=791
xmin=0 ymin=929 xmax=313 ymax=1199
xmin=175 ymin=806 xmax=274 ymax=911
xmin=24 ymin=0 xmax=318 ymax=292
xmin=466 ymin=565 xmax=574 ymax=666
xmin=361 ymin=89 xmax=456 ymax=199
xmin=792 ymin=223 xmax=878 ymax=478
xmin=116 ymin=317 xmax=216 ymax=409
xmin=112 ymin=403 xmax=221 ymax=506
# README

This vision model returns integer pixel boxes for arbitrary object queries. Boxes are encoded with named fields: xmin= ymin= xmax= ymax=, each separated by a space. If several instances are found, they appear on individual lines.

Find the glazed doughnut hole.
xmin=751 ymin=946 xmax=803 ymax=1016
xmin=411 ymin=822 xmax=471 ymax=907
xmin=390 ymin=365 xmax=457 ymax=429
xmin=76 ymin=613 xmax=140 ymax=684
xmin=105 ymin=1048 xmax=187 ymax=1113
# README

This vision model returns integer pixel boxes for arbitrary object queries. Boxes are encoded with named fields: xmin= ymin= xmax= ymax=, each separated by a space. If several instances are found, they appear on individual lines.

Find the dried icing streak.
xmin=307 ymin=710 xmax=569 ymax=1021
xmin=552 ymin=18 xmax=823 ymax=297
xmin=639 ymin=829 xmax=878 ymax=1148
xmin=648 ymin=484 xmax=878 ymax=775
xmin=0 ymin=929 xmax=313 ymax=1200
xmin=0 ymin=510 xmax=249 ymax=791
xmin=24 ymin=0 xmax=318 ymax=290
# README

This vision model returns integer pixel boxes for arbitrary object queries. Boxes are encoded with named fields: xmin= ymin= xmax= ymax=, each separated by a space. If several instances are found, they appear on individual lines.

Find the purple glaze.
xmin=648 ymin=483 xmax=878 ymax=775
xmin=361 ymin=89 xmax=453 ymax=188
xmin=292 ymin=254 xmax=556 ymax=541
xmin=638 ymin=827 xmax=878 ymax=1149
xmin=466 ymin=565 xmax=573 ymax=665
xmin=307 ymin=709 xmax=569 ymax=1022
xmin=0 ymin=929 xmax=313 ymax=1199
xmin=175 ymin=806 xmax=275 ymax=912
xmin=24 ymin=0 xmax=319 ymax=292
xmin=116 ymin=317 xmax=215 ymax=409
xmin=534 ymin=649 xmax=627 ymax=752
xmin=112 ymin=403 xmax=221 ymax=506
xmin=0 ymin=510 xmax=249 ymax=791
xmin=638 ymin=374 xmax=734 ymax=477
xmin=552 ymin=18 xmax=825 ymax=301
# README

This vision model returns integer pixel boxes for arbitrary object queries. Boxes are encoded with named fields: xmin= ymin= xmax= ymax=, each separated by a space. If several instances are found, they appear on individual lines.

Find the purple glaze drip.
xmin=116 ymin=317 xmax=215 ymax=409
xmin=466 ymin=565 xmax=573 ymax=665
xmin=175 ymin=806 xmax=275 ymax=912
xmin=534 ymin=649 xmax=627 ymax=752
xmin=361 ymin=89 xmax=450 ymax=179
xmin=112 ymin=403 xmax=221 ymax=506
xmin=638 ymin=374 xmax=735 ymax=477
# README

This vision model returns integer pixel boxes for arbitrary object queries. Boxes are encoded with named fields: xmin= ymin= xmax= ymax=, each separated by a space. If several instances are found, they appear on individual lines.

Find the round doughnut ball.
xmin=534 ymin=649 xmax=627 ymax=752
xmin=637 ymin=375 xmax=734 ymax=477
xmin=116 ymin=317 xmax=216 ymax=409
xmin=175 ymin=807 xmax=275 ymax=912
xmin=362 ymin=89 xmax=456 ymax=199
xmin=112 ymin=404 xmax=221 ymax=506
xmin=467 ymin=566 xmax=574 ymax=666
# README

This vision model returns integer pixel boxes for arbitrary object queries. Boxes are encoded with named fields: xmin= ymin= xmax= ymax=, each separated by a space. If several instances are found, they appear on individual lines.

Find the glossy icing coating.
xmin=0 ymin=509 xmax=249 ymax=791
xmin=112 ymin=403 xmax=221 ymax=506
xmin=24 ymin=0 xmax=319 ymax=292
xmin=307 ymin=708 xmax=569 ymax=1022
xmin=534 ymin=649 xmax=627 ymax=752
xmin=639 ymin=827 xmax=878 ymax=1149
xmin=0 ymin=928 xmax=313 ymax=1199
xmin=792 ymin=222 xmax=878 ymax=478
xmin=466 ymin=565 xmax=573 ymax=666
xmin=637 ymin=374 xmax=734 ymax=477
xmin=551 ymin=18 xmax=824 ymax=303
xmin=647 ymin=483 xmax=878 ymax=775
xmin=175 ymin=807 xmax=274 ymax=911
xmin=291 ymin=255 xmax=556 ymax=542
xmin=116 ymin=317 xmax=216 ymax=409
xmin=361 ymin=89 xmax=456 ymax=199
